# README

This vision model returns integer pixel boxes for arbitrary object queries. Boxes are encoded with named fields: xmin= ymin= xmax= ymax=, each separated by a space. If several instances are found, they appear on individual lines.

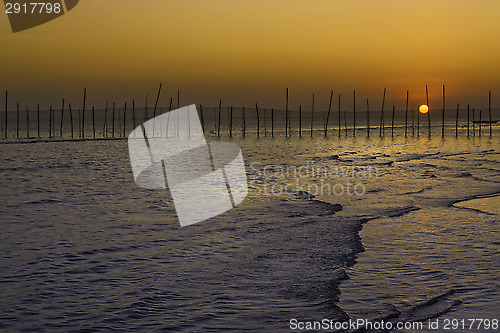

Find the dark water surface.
xmin=0 ymin=136 xmax=498 ymax=332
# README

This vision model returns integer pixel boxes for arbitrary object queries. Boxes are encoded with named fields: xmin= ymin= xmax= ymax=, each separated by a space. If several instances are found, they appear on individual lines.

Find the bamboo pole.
xmin=353 ymin=90 xmax=356 ymax=137
xmin=153 ymin=83 xmax=162 ymax=118
xmin=242 ymin=106 xmax=246 ymax=137
xmin=472 ymin=108 xmax=475 ymax=136
xmin=118 ymin=105 xmax=122 ymax=137
xmin=82 ymin=88 xmax=86 ymax=138
xmin=48 ymin=104 xmax=51 ymax=138
xmin=37 ymin=104 xmax=40 ymax=138
xmin=325 ymin=90 xmax=333 ymax=137
xmin=380 ymin=88 xmax=386 ymax=137
xmin=103 ymin=101 xmax=108 ymax=137
xmin=26 ymin=107 xmax=29 ymax=138
xmin=264 ymin=108 xmax=267 ymax=137
xmin=218 ymin=100 xmax=222 ymax=138
xmin=479 ymin=110 xmax=482 ymax=137
xmin=412 ymin=108 xmax=414 ymax=137
xmin=344 ymin=108 xmax=347 ymax=137
xmin=230 ymin=106 xmax=233 ymax=138
xmin=256 ymin=103 xmax=260 ymax=138
xmin=299 ymin=105 xmax=302 ymax=137
xmin=123 ymin=102 xmax=127 ymax=137
xmin=92 ymin=106 xmax=96 ymax=139
xmin=417 ymin=106 xmax=420 ymax=137
xmin=367 ymin=99 xmax=370 ymax=137
xmin=426 ymin=85 xmax=431 ymax=137
xmin=285 ymin=88 xmax=289 ymax=137
xmin=200 ymin=104 xmax=205 ymax=134
xmin=3 ymin=91 xmax=6 ymax=138
xmin=311 ymin=93 xmax=314 ymax=137
xmin=144 ymin=93 xmax=148 ymax=122
xmin=455 ymin=104 xmax=459 ymax=138
xmin=69 ymin=104 xmax=74 ymax=139
xmin=112 ymin=102 xmax=115 ymax=138
xmin=16 ymin=103 xmax=20 ymax=138
xmin=391 ymin=105 xmax=395 ymax=138
xmin=489 ymin=91 xmax=492 ymax=137
xmin=78 ymin=109 xmax=81 ymax=138
xmin=271 ymin=108 xmax=274 ymax=137
xmin=338 ymin=94 xmax=341 ymax=137
xmin=52 ymin=103 xmax=55 ymax=137
xmin=467 ymin=105 xmax=470 ymax=137
xmin=405 ymin=90 xmax=409 ymax=137
xmin=442 ymin=85 xmax=445 ymax=137
xmin=60 ymin=99 xmax=65 ymax=137
xmin=131 ymin=100 xmax=135 ymax=133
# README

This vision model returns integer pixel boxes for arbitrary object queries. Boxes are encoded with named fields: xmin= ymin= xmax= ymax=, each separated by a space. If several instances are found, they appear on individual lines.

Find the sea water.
xmin=0 ymin=133 xmax=498 ymax=332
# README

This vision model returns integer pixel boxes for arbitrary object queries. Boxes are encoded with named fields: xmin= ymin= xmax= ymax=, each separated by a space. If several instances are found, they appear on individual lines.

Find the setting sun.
xmin=419 ymin=105 xmax=429 ymax=114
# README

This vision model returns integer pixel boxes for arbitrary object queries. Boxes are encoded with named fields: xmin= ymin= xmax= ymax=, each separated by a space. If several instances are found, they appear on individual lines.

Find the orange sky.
xmin=1 ymin=0 xmax=499 ymax=110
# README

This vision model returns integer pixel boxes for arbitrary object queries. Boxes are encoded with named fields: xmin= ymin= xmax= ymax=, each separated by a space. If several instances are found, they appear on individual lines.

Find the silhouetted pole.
xmin=391 ymin=105 xmax=395 ymax=138
xmin=82 ymin=88 xmax=86 ymax=138
xmin=177 ymin=89 xmax=180 ymax=109
xmin=353 ymin=90 xmax=356 ymax=137
xmin=426 ymin=85 xmax=431 ymax=137
xmin=92 ymin=106 xmax=96 ymax=138
xmin=199 ymin=105 xmax=205 ymax=134
xmin=325 ymin=90 xmax=333 ymax=137
xmin=467 ymin=105 xmax=470 ymax=137
xmin=479 ymin=110 xmax=482 ymax=137
xmin=103 ymin=101 xmax=108 ymax=137
xmin=144 ymin=93 xmax=149 ymax=122
xmin=132 ymin=100 xmax=136 ymax=132
xmin=338 ymin=94 xmax=341 ymax=137
xmin=112 ymin=102 xmax=115 ymax=138
xmin=48 ymin=104 xmax=51 ymax=138
xmin=412 ymin=108 xmax=415 ymax=137
xmin=489 ymin=91 xmax=492 ymax=137
xmin=380 ymin=88 xmax=386 ymax=137
xmin=455 ymin=104 xmax=459 ymax=138
xmin=37 ymin=104 xmax=40 ymax=138
xmin=472 ymin=108 xmax=475 ymax=136
xmin=311 ymin=93 xmax=314 ymax=137
xmin=299 ymin=105 xmax=302 ymax=137
xmin=51 ymin=104 xmax=55 ymax=137
xmin=271 ymin=108 xmax=274 ymax=137
xmin=442 ymin=85 xmax=445 ymax=137
xmin=285 ymin=88 xmax=289 ymax=137
xmin=417 ymin=107 xmax=420 ymax=137
xmin=242 ymin=106 xmax=246 ymax=137
xmin=218 ymin=100 xmax=222 ymax=137
xmin=230 ymin=106 xmax=233 ymax=137
xmin=69 ymin=104 xmax=73 ymax=139
xmin=405 ymin=90 xmax=409 ymax=137
xmin=78 ymin=108 xmax=81 ymax=138
xmin=366 ymin=99 xmax=370 ymax=137
xmin=60 ymin=99 xmax=65 ymax=137
xmin=344 ymin=107 xmax=347 ymax=137
xmin=16 ymin=103 xmax=20 ymax=138
xmin=153 ymin=83 xmax=162 ymax=118
xmin=26 ymin=107 xmax=30 ymax=137
xmin=123 ymin=102 xmax=127 ymax=137
xmin=256 ymin=103 xmax=260 ymax=138
xmin=4 ymin=91 xmax=6 ymax=138
xmin=263 ymin=108 xmax=267 ymax=137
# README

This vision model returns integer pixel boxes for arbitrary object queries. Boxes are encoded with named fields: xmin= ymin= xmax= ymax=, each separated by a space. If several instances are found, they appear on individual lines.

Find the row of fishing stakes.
xmin=1 ymin=86 xmax=495 ymax=139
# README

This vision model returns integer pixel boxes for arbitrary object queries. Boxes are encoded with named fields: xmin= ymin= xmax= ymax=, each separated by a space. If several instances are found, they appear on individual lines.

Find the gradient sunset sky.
xmin=1 ymin=0 xmax=499 ymax=111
